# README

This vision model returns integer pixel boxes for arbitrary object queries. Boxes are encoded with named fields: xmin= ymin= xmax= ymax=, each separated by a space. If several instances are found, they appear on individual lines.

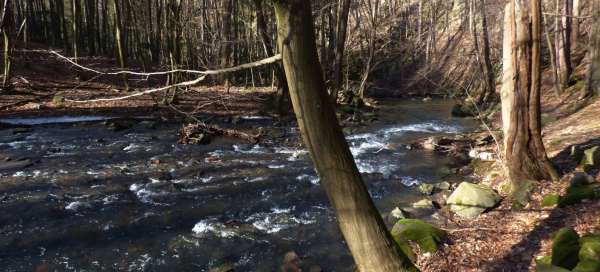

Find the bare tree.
xmin=501 ymin=0 xmax=560 ymax=205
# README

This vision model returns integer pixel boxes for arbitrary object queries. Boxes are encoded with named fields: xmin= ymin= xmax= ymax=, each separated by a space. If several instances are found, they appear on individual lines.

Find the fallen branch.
xmin=24 ymin=49 xmax=281 ymax=78
xmin=59 ymin=54 xmax=282 ymax=103
xmin=169 ymin=104 xmax=259 ymax=143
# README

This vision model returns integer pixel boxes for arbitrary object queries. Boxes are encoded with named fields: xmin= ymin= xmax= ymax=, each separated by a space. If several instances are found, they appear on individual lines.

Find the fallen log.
xmin=178 ymin=122 xmax=259 ymax=144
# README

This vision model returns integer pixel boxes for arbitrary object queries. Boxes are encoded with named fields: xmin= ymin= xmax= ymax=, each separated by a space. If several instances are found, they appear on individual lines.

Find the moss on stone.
xmin=552 ymin=228 xmax=581 ymax=270
xmin=392 ymin=219 xmax=447 ymax=254
xmin=572 ymin=260 xmax=600 ymax=272
xmin=580 ymin=235 xmax=600 ymax=262
xmin=560 ymin=184 xmax=599 ymax=206
xmin=542 ymin=194 xmax=561 ymax=207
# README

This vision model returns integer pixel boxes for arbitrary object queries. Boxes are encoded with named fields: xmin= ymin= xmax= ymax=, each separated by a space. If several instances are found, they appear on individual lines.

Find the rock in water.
xmin=451 ymin=103 xmax=475 ymax=118
xmin=412 ymin=199 xmax=436 ymax=209
xmin=446 ymin=182 xmax=501 ymax=219
xmin=418 ymin=184 xmax=435 ymax=195
xmin=209 ymin=263 xmax=235 ymax=272
xmin=0 ymin=159 xmax=33 ymax=171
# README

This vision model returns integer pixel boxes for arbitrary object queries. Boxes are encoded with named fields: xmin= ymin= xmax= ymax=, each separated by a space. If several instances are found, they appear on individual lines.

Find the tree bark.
xmin=220 ymin=0 xmax=233 ymax=85
xmin=501 ymin=0 xmax=560 ymax=204
xmin=1 ymin=0 xmax=13 ymax=87
xmin=113 ymin=0 xmax=129 ymax=90
xmin=330 ymin=0 xmax=351 ymax=103
xmin=253 ymin=0 xmax=290 ymax=114
xmin=584 ymin=0 xmax=600 ymax=97
xmin=272 ymin=1 xmax=417 ymax=271
xmin=478 ymin=0 xmax=496 ymax=105
xmin=556 ymin=0 xmax=572 ymax=88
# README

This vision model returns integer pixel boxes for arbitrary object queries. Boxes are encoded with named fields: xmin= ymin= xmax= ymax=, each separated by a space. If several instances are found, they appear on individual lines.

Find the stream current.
xmin=0 ymin=100 xmax=476 ymax=271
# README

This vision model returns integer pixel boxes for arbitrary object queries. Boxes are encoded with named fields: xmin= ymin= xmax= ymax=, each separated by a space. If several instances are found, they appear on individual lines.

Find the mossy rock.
xmin=560 ymin=184 xmax=599 ymax=206
xmin=572 ymin=260 xmax=600 ymax=272
xmin=536 ymin=256 xmax=571 ymax=272
xmin=552 ymin=228 xmax=581 ymax=270
xmin=447 ymin=182 xmax=501 ymax=219
xmin=412 ymin=199 xmax=436 ymax=209
xmin=580 ymin=235 xmax=600 ymax=262
xmin=580 ymin=146 xmax=600 ymax=169
xmin=542 ymin=194 xmax=561 ymax=207
xmin=391 ymin=219 xmax=447 ymax=255
xmin=418 ymin=184 xmax=435 ymax=195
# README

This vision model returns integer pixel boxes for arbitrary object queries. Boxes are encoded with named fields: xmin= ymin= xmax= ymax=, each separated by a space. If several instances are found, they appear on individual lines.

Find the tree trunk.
xmin=272 ymin=1 xmax=417 ymax=271
xmin=478 ymin=0 xmax=496 ymax=105
xmin=556 ymin=0 xmax=572 ymax=88
xmin=220 ymin=0 xmax=233 ymax=85
xmin=1 ymin=0 xmax=13 ymax=87
xmin=501 ymin=0 xmax=560 ymax=205
xmin=253 ymin=0 xmax=290 ymax=114
xmin=543 ymin=12 xmax=563 ymax=96
xmin=330 ymin=0 xmax=351 ymax=103
xmin=584 ymin=0 xmax=600 ymax=97
xmin=72 ymin=0 xmax=79 ymax=60
xmin=113 ymin=0 xmax=129 ymax=90
xmin=572 ymin=0 xmax=581 ymax=49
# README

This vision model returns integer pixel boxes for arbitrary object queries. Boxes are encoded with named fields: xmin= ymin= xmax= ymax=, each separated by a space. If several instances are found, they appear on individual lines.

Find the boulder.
xmin=418 ymin=184 xmax=435 ymax=195
xmin=391 ymin=219 xmax=447 ymax=253
xmin=451 ymin=103 xmax=475 ymax=118
xmin=390 ymin=207 xmax=409 ymax=220
xmin=580 ymin=146 xmax=600 ymax=170
xmin=446 ymin=182 xmax=501 ymax=219
xmin=0 ymin=159 xmax=33 ymax=171
xmin=552 ymin=228 xmax=581 ymax=270
xmin=572 ymin=173 xmax=595 ymax=186
xmin=419 ymin=182 xmax=452 ymax=196
xmin=209 ymin=263 xmax=235 ymax=272
xmin=580 ymin=235 xmax=600 ymax=262
xmin=412 ymin=199 xmax=436 ymax=209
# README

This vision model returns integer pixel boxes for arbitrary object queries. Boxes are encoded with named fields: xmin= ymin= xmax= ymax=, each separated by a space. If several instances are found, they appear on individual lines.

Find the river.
xmin=0 ymin=99 xmax=476 ymax=271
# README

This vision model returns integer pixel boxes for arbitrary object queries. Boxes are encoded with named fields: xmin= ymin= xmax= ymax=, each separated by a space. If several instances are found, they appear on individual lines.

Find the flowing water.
xmin=0 ymin=100 xmax=476 ymax=271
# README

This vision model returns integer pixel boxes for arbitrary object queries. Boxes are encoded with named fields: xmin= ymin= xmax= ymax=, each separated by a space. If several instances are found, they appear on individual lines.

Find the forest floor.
xmin=2 ymin=50 xmax=600 ymax=272
xmin=416 ymin=65 xmax=600 ymax=271
xmin=0 ymin=50 xmax=276 ymax=120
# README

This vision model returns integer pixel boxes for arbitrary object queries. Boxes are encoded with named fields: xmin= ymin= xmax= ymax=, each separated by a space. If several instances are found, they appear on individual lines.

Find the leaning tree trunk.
xmin=272 ymin=1 xmax=417 ymax=271
xmin=502 ymin=0 xmax=560 ymax=205
xmin=584 ymin=0 xmax=600 ymax=97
